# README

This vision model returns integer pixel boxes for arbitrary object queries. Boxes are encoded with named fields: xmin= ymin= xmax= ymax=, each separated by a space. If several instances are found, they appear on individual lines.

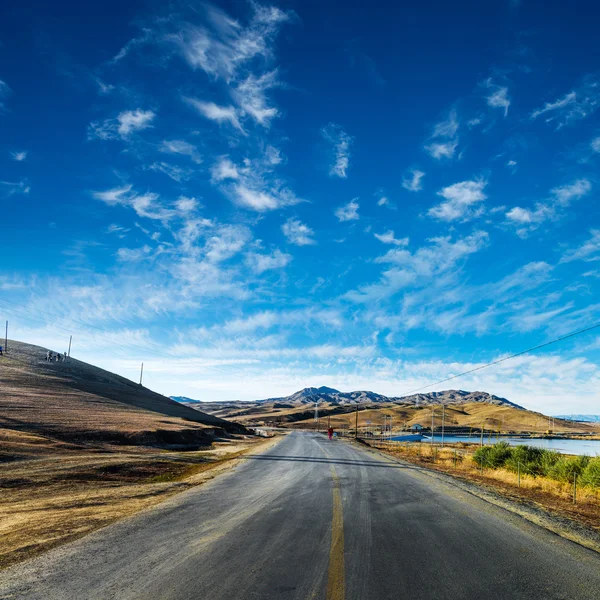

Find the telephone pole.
xmin=355 ymin=404 xmax=358 ymax=439
xmin=4 ymin=321 xmax=7 ymax=354
xmin=431 ymin=406 xmax=435 ymax=449
xmin=68 ymin=335 xmax=72 ymax=358
xmin=441 ymin=404 xmax=445 ymax=448
xmin=139 ymin=362 xmax=144 ymax=385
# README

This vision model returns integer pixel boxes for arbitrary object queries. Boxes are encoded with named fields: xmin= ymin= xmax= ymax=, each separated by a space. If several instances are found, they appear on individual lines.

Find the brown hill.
xmin=0 ymin=340 xmax=244 ymax=454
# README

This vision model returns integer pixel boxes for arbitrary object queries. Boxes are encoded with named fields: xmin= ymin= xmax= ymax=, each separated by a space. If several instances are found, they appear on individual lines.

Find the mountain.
xmin=250 ymin=387 xmax=523 ymax=409
xmin=0 ymin=340 xmax=245 ymax=449
xmin=555 ymin=415 xmax=600 ymax=423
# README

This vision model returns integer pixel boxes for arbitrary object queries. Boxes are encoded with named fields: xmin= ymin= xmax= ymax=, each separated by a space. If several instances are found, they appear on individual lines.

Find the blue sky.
xmin=2 ymin=0 xmax=600 ymax=412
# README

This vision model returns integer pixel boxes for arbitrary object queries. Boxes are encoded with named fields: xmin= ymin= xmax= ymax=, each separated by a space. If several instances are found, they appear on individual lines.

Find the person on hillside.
xmin=328 ymin=427 xmax=334 ymax=440
xmin=48 ymin=351 xmax=53 ymax=361
xmin=63 ymin=352 xmax=67 ymax=361
xmin=0 ymin=345 xmax=3 ymax=356
xmin=45 ymin=351 xmax=50 ymax=361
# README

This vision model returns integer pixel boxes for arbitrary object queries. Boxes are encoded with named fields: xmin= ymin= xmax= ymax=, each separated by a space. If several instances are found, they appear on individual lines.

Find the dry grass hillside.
xmin=0 ymin=340 xmax=243 ymax=453
xmin=202 ymin=399 xmax=599 ymax=435
xmin=0 ymin=340 xmax=269 ymax=570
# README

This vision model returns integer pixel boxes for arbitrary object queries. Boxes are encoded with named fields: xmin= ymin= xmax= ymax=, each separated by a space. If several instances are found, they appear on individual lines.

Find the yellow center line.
xmin=318 ymin=441 xmax=345 ymax=600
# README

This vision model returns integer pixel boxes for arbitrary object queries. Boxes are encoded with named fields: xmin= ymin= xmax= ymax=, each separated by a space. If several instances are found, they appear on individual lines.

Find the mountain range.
xmin=555 ymin=415 xmax=600 ymax=423
xmin=173 ymin=386 xmax=524 ymax=409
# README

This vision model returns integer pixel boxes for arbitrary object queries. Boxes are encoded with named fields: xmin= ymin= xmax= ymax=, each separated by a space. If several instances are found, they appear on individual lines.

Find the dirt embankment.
xmin=0 ymin=432 xmax=282 ymax=570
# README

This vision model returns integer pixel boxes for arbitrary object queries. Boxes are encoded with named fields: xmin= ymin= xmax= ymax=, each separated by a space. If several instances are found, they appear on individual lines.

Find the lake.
xmin=388 ymin=434 xmax=600 ymax=456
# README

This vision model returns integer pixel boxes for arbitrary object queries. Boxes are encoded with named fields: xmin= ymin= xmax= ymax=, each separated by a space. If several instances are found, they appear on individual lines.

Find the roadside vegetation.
xmin=365 ymin=439 xmax=600 ymax=530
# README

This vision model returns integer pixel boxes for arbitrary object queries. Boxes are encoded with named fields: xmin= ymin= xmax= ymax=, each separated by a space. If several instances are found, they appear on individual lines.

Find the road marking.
xmin=326 ymin=465 xmax=345 ymax=600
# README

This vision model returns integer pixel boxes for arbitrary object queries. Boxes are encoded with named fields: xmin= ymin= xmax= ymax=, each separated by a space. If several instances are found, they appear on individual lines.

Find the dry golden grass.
xmin=367 ymin=440 xmax=600 ymax=531
xmin=0 ymin=435 xmax=278 ymax=570
xmin=275 ymin=402 xmax=599 ymax=436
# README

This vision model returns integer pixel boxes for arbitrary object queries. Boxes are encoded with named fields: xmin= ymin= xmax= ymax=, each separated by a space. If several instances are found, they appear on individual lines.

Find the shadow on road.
xmin=241 ymin=455 xmax=416 ymax=468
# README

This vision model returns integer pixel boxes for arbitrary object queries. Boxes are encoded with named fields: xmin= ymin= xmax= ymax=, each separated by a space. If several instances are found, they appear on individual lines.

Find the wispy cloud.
xmin=428 ymin=179 xmax=488 ymax=222
xmin=592 ymin=137 xmax=600 ymax=153
xmin=322 ymin=123 xmax=353 ymax=178
xmin=531 ymin=74 xmax=600 ymax=129
xmin=184 ymin=98 xmax=244 ymax=133
xmin=346 ymin=231 xmax=488 ymax=303
xmin=1 ymin=180 xmax=30 ymax=196
xmin=374 ymin=230 xmax=408 ymax=246
xmin=424 ymin=110 xmax=459 ymax=160
xmin=506 ymin=178 xmax=592 ymax=236
xmin=282 ymin=218 xmax=316 ymax=245
xmin=483 ymin=79 xmax=510 ymax=116
xmin=148 ymin=162 xmax=194 ymax=182
xmin=560 ymin=230 xmax=600 ymax=263
xmin=0 ymin=79 xmax=10 ymax=111
xmin=11 ymin=151 xmax=27 ymax=161
xmin=233 ymin=70 xmax=280 ymax=126
xmin=246 ymin=249 xmax=292 ymax=274
xmin=335 ymin=199 xmax=359 ymax=222
xmin=88 ymin=109 xmax=156 ymax=140
xmin=160 ymin=140 xmax=202 ymax=164
xmin=402 ymin=169 xmax=425 ymax=192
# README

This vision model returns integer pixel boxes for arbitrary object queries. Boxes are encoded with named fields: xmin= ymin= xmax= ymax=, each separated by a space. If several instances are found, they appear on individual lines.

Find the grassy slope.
xmin=207 ymin=400 xmax=599 ymax=435
xmin=0 ymin=340 xmax=243 ymax=450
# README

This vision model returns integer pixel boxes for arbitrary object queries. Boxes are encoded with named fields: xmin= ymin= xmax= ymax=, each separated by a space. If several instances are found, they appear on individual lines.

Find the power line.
xmin=402 ymin=320 xmax=600 ymax=396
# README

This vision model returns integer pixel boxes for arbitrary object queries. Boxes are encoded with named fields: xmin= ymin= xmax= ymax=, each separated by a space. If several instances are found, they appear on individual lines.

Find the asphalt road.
xmin=2 ymin=431 xmax=600 ymax=600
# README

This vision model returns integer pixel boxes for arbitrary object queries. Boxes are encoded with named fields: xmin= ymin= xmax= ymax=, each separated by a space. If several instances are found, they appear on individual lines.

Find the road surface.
xmin=2 ymin=431 xmax=600 ymax=599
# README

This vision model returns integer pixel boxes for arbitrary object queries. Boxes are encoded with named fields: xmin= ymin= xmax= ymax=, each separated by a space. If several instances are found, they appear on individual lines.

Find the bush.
xmin=473 ymin=442 xmax=512 ymax=468
xmin=505 ymin=445 xmax=548 ymax=476
xmin=547 ymin=455 xmax=590 ymax=483
xmin=580 ymin=457 xmax=600 ymax=488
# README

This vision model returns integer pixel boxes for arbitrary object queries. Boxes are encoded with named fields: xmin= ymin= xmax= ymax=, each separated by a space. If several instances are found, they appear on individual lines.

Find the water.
xmin=389 ymin=435 xmax=600 ymax=456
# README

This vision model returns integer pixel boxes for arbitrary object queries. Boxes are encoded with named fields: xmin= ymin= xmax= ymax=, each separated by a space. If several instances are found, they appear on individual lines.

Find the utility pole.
xmin=480 ymin=423 xmax=484 ymax=447
xmin=355 ymin=404 xmax=358 ymax=439
xmin=68 ymin=335 xmax=72 ymax=358
xmin=431 ymin=406 xmax=435 ymax=450
xmin=4 ymin=320 xmax=7 ymax=354
xmin=139 ymin=362 xmax=144 ymax=386
xmin=441 ymin=404 xmax=445 ymax=448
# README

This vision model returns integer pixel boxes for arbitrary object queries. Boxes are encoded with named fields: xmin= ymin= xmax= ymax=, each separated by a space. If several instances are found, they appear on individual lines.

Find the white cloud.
xmin=246 ymin=249 xmax=292 ymax=274
xmin=484 ymin=79 xmax=510 ymax=116
xmin=211 ymin=157 xmax=240 ymax=181
xmin=169 ymin=4 xmax=292 ymax=81
xmin=11 ymin=151 xmax=27 ymax=161
xmin=377 ymin=196 xmax=390 ymax=207
xmin=93 ymin=185 xmax=177 ymax=221
xmin=505 ymin=178 xmax=591 ymax=236
xmin=374 ymin=230 xmax=409 ymax=246
xmin=233 ymin=70 xmax=280 ymax=126
xmin=592 ymin=137 xmax=600 ymax=153
xmin=0 ymin=79 xmax=10 ymax=110
xmin=321 ymin=123 xmax=353 ymax=178
xmin=282 ymin=218 xmax=316 ymax=246
xmin=425 ymin=110 xmax=459 ymax=160
xmin=118 ymin=109 xmax=155 ymax=136
xmin=184 ymin=98 xmax=244 ymax=132
xmin=560 ymin=230 xmax=600 ymax=263
xmin=335 ymin=199 xmax=359 ymax=222
xmin=88 ymin=109 xmax=155 ymax=140
xmin=428 ymin=179 xmax=487 ymax=222
xmin=402 ymin=169 xmax=425 ymax=192
xmin=550 ymin=178 xmax=592 ymax=206
xmin=117 ymin=245 xmax=152 ymax=262
xmin=230 ymin=183 xmax=300 ymax=212
xmin=531 ymin=75 xmax=600 ymax=129
xmin=160 ymin=140 xmax=202 ymax=164
xmin=346 ymin=231 xmax=488 ymax=303
xmin=149 ymin=162 xmax=194 ymax=182
xmin=0 ymin=179 xmax=30 ymax=196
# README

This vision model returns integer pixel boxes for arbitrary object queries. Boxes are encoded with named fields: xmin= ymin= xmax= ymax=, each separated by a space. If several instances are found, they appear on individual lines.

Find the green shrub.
xmin=547 ymin=455 xmax=590 ymax=482
xmin=580 ymin=457 xmax=600 ymax=488
xmin=473 ymin=442 xmax=512 ymax=468
xmin=505 ymin=445 xmax=548 ymax=476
